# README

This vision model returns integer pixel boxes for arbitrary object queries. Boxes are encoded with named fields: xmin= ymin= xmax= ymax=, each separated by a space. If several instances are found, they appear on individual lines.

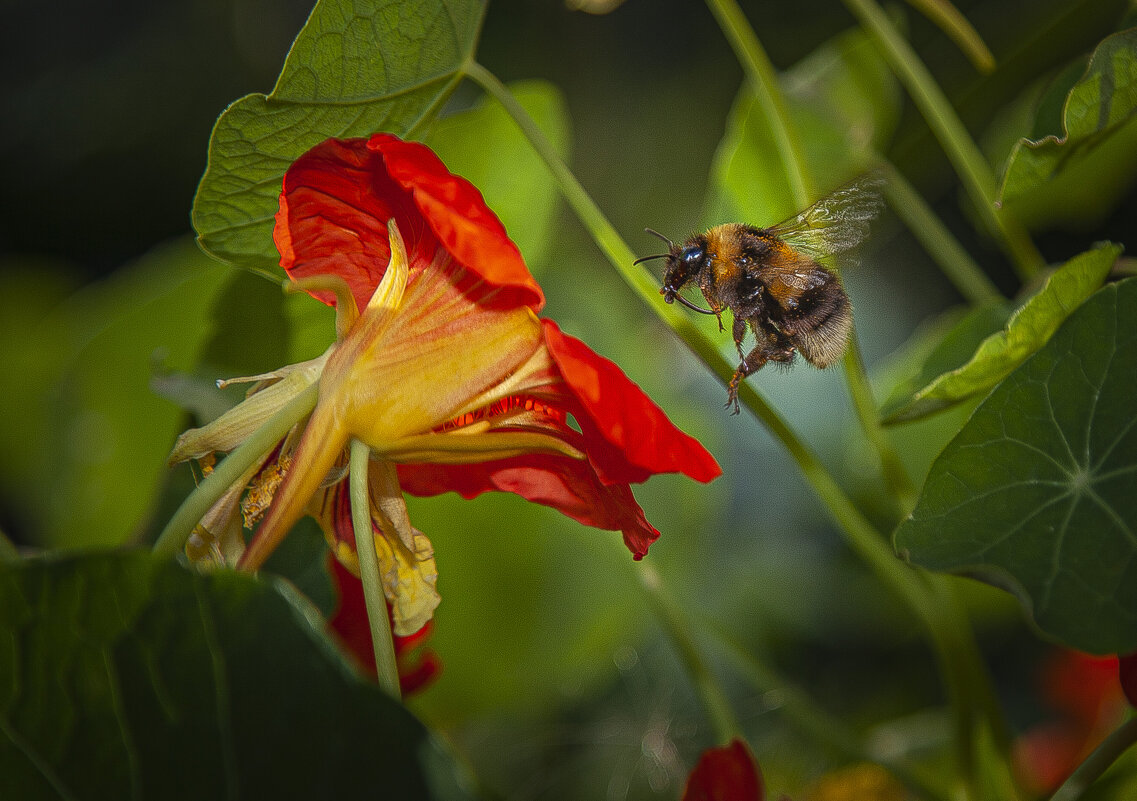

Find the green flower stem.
xmin=153 ymin=381 xmax=319 ymax=558
xmin=348 ymin=440 xmax=402 ymax=700
xmin=843 ymin=329 xmax=919 ymax=515
xmin=904 ymin=0 xmax=995 ymax=73
xmin=842 ymin=0 xmax=1044 ymax=280
xmin=472 ymin=62 xmax=1007 ymax=792
xmin=639 ymin=564 xmax=743 ymax=744
xmin=1050 ymin=715 xmax=1137 ymax=801
xmin=704 ymin=0 xmax=811 ymax=207
xmin=880 ymin=160 xmax=1004 ymax=306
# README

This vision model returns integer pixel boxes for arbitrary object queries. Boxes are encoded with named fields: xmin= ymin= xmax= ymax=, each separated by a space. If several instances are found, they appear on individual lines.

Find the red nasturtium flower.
xmin=1013 ymin=649 xmax=1128 ymax=793
xmin=169 ymin=133 xmax=721 ymax=642
xmin=681 ymin=739 xmax=764 ymax=801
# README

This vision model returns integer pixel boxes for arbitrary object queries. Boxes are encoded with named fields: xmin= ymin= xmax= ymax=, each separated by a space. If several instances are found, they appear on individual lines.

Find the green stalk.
xmin=348 ymin=440 xmax=402 ymax=699
xmin=903 ymin=0 xmax=995 ymax=73
xmin=842 ymin=330 xmax=919 ymax=515
xmin=703 ymin=0 xmax=812 ymax=207
xmin=1050 ymin=716 xmax=1137 ymax=801
xmin=842 ymin=0 xmax=1043 ymax=280
xmin=471 ymin=62 xmax=1007 ymax=794
xmin=880 ymin=160 xmax=1004 ymax=306
xmin=639 ymin=564 xmax=743 ymax=744
xmin=153 ymin=381 xmax=319 ymax=558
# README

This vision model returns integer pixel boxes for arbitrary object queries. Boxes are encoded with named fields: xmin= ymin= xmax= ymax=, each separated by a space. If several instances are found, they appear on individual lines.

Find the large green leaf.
xmin=191 ymin=0 xmax=486 ymax=276
xmin=999 ymin=28 xmax=1137 ymax=231
xmin=0 ymin=551 xmax=471 ymax=800
xmin=895 ymin=277 xmax=1137 ymax=654
xmin=881 ymin=243 xmax=1119 ymax=424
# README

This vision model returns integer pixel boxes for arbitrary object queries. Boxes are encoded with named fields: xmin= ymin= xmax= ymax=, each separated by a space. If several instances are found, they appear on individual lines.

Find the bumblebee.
xmin=636 ymin=174 xmax=884 ymax=413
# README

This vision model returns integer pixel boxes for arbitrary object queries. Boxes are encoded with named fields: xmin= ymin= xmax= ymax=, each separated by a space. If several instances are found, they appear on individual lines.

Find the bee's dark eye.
xmin=680 ymin=244 xmax=704 ymax=264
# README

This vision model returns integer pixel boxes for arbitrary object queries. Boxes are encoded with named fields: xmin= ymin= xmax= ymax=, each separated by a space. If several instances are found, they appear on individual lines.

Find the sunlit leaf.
xmin=192 ymin=0 xmax=487 ymax=276
xmin=712 ymin=26 xmax=900 ymax=224
xmin=880 ymin=302 xmax=1013 ymax=424
xmin=999 ymin=28 xmax=1137 ymax=231
xmin=426 ymin=79 xmax=569 ymax=270
xmin=881 ymin=243 xmax=1119 ymax=423
xmin=895 ymin=277 xmax=1137 ymax=654
xmin=0 ymin=551 xmax=472 ymax=800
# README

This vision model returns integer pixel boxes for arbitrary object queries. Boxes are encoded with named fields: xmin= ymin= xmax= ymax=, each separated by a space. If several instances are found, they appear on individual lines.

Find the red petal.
xmin=398 ymin=454 xmax=662 ymax=559
xmin=273 ymin=135 xmax=544 ymax=314
xmin=542 ymin=320 xmax=721 ymax=485
xmin=682 ymin=740 xmax=764 ymax=801
xmin=369 ymin=134 xmax=544 ymax=311
xmin=275 ymin=137 xmax=426 ymax=313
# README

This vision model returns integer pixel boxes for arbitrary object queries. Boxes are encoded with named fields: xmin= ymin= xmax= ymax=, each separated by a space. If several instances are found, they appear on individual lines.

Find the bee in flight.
xmin=636 ymin=174 xmax=885 ymax=413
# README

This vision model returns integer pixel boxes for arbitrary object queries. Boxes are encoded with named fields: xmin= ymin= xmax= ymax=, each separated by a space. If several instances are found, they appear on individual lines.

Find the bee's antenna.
xmin=644 ymin=227 xmax=673 ymax=247
xmin=674 ymin=295 xmax=718 ymax=315
xmin=633 ymin=253 xmax=668 ymax=266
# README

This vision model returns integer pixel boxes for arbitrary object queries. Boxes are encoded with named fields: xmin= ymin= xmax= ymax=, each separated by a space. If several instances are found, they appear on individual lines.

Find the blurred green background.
xmin=2 ymin=0 xmax=1134 ymax=797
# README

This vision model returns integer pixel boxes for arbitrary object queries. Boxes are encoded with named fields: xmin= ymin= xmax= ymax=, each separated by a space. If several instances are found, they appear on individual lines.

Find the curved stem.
xmin=879 ymin=159 xmax=1004 ymax=306
xmin=842 ymin=330 xmax=919 ymax=516
xmin=842 ymin=0 xmax=1043 ymax=280
xmin=153 ymin=381 xmax=319 ymax=558
xmin=639 ymin=564 xmax=743 ymax=744
xmin=703 ymin=0 xmax=811 ymax=206
xmin=1050 ymin=716 xmax=1137 ymax=801
xmin=348 ymin=440 xmax=401 ymax=699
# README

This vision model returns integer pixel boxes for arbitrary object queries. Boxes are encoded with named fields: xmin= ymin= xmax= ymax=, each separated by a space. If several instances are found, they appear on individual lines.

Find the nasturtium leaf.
xmin=0 ymin=551 xmax=472 ymax=800
xmin=711 ymin=26 xmax=899 ymax=225
xmin=192 ymin=0 xmax=486 ymax=276
xmin=895 ymin=277 xmax=1137 ymax=654
xmin=999 ymin=28 xmax=1137 ymax=231
xmin=881 ymin=243 xmax=1119 ymax=423
xmin=426 ymin=79 xmax=569 ymax=270
xmin=880 ymin=302 xmax=1013 ymax=423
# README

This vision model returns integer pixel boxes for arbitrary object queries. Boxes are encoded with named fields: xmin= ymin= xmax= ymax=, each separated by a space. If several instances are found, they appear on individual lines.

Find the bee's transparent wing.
xmin=768 ymin=172 xmax=885 ymax=264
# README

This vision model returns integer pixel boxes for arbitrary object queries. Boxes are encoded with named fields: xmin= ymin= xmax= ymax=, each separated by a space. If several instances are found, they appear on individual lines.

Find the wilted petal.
xmin=311 ymin=473 xmax=440 ymax=636
xmin=168 ymin=356 xmax=326 ymax=463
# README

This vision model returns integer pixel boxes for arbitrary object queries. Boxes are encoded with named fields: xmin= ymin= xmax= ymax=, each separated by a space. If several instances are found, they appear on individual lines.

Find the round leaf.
xmin=895 ymin=277 xmax=1137 ymax=654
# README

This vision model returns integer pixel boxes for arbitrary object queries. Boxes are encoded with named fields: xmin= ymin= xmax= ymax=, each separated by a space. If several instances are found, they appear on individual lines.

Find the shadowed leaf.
xmin=895 ymin=277 xmax=1137 ymax=653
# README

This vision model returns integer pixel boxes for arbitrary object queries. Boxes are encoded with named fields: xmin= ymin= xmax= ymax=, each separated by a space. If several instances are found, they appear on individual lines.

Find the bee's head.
xmin=635 ymin=229 xmax=717 ymax=315
xmin=661 ymin=240 xmax=707 ymax=303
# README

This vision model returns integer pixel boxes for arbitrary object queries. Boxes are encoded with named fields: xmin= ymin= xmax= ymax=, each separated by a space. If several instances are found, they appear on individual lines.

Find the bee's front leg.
xmin=725 ymin=326 xmax=795 ymax=414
